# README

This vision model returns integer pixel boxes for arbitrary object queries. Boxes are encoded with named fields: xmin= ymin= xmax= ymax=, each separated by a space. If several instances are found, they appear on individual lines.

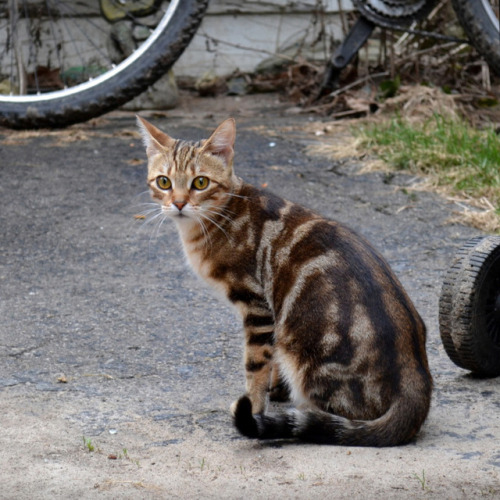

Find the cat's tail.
xmin=233 ymin=394 xmax=430 ymax=447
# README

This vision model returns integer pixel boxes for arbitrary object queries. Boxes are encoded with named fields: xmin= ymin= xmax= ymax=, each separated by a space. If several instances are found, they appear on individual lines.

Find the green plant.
xmin=358 ymin=114 xmax=500 ymax=232
xmin=379 ymin=75 xmax=401 ymax=98
xmin=361 ymin=114 xmax=499 ymax=189
xmin=413 ymin=469 xmax=427 ymax=491
xmin=82 ymin=436 xmax=95 ymax=453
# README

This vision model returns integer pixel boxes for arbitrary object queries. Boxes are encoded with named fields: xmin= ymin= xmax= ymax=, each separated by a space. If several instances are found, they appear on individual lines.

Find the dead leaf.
xmin=127 ymin=158 xmax=145 ymax=166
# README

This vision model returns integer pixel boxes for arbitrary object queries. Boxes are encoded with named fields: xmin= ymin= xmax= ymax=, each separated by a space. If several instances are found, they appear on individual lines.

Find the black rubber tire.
xmin=451 ymin=0 xmax=500 ymax=76
xmin=439 ymin=236 xmax=500 ymax=377
xmin=0 ymin=0 xmax=208 ymax=129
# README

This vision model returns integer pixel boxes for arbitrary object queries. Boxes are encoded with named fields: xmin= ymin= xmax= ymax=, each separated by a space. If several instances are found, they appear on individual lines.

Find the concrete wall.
xmin=175 ymin=0 xmax=354 ymax=77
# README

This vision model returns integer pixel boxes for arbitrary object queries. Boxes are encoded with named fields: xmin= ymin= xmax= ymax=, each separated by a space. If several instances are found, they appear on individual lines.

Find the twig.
xmin=393 ymin=41 xmax=460 ymax=64
xmin=338 ymin=0 xmax=348 ymax=36
xmin=481 ymin=61 xmax=491 ymax=92
xmin=328 ymin=71 xmax=389 ymax=97
xmin=199 ymin=32 xmax=310 ymax=66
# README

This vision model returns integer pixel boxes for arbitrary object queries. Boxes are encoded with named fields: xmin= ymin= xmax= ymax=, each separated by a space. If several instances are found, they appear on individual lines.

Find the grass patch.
xmin=413 ymin=469 xmax=428 ymax=491
xmin=83 ymin=436 xmax=95 ymax=453
xmin=356 ymin=114 xmax=500 ymax=232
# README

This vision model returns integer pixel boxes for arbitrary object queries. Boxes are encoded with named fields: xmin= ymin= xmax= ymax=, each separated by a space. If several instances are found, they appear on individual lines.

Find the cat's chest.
xmin=184 ymin=243 xmax=211 ymax=277
xmin=178 ymin=229 xmax=230 ymax=296
xmin=175 ymin=214 xmax=267 ymax=305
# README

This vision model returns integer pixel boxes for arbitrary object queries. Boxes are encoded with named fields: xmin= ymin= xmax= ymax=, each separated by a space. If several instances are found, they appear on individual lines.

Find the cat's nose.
xmin=173 ymin=200 xmax=187 ymax=211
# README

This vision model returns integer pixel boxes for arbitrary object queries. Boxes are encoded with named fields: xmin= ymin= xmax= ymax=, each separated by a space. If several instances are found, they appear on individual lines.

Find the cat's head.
xmin=137 ymin=116 xmax=237 ymax=224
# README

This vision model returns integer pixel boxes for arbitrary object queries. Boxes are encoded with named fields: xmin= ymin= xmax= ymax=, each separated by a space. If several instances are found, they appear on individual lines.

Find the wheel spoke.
xmin=0 ymin=0 xmax=208 ymax=128
xmin=0 ymin=0 xmax=168 ymax=96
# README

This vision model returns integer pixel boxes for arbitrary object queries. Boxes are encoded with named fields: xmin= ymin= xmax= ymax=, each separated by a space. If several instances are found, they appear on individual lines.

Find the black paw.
xmin=233 ymin=396 xmax=259 ymax=438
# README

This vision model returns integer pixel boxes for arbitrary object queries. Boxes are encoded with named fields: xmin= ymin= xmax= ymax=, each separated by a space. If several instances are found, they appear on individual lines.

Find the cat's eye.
xmin=192 ymin=176 xmax=209 ymax=191
xmin=156 ymin=176 xmax=172 ymax=190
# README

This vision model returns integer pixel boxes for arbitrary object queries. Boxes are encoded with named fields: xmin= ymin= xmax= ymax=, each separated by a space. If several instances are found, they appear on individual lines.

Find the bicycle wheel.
xmin=451 ymin=0 xmax=500 ymax=76
xmin=0 ymin=0 xmax=208 ymax=129
xmin=439 ymin=236 xmax=500 ymax=377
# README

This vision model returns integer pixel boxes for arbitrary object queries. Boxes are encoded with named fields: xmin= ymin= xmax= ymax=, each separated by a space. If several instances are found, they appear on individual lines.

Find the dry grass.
xmin=303 ymin=86 xmax=500 ymax=233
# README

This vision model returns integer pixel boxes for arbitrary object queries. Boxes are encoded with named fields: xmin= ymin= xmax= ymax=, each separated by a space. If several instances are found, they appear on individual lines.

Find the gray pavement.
xmin=0 ymin=94 xmax=498 ymax=498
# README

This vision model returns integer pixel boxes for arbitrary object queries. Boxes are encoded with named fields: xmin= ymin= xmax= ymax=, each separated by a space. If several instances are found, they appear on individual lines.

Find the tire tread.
xmin=439 ymin=236 xmax=500 ymax=376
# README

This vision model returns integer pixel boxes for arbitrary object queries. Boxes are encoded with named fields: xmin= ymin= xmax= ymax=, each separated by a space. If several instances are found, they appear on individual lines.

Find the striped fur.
xmin=138 ymin=117 xmax=432 ymax=447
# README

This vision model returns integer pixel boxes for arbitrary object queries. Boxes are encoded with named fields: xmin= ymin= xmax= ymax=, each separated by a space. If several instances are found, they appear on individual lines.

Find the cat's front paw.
xmin=231 ymin=395 xmax=263 ymax=415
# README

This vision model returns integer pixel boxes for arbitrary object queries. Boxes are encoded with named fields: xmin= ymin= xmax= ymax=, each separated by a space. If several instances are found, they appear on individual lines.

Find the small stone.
xmin=121 ymin=69 xmax=179 ymax=110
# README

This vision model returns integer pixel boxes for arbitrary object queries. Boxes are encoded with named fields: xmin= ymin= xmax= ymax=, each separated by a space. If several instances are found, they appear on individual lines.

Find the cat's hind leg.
xmin=268 ymin=362 xmax=290 ymax=402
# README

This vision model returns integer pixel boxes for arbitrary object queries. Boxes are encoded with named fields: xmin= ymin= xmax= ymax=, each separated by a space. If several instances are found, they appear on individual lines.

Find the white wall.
xmin=174 ymin=0 xmax=354 ymax=77
xmin=0 ymin=0 xmax=354 ymax=93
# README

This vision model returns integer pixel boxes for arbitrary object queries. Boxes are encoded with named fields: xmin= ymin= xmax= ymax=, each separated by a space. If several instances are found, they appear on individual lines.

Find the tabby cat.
xmin=137 ymin=116 xmax=432 ymax=446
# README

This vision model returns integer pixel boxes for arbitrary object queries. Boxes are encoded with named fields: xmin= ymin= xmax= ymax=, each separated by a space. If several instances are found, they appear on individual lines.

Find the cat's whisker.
xmin=194 ymin=214 xmax=213 ymax=250
xmin=138 ymin=207 xmax=163 ymax=220
xmin=147 ymin=212 xmax=173 ymax=257
xmin=198 ymin=212 xmax=231 ymax=242
xmin=129 ymin=207 xmax=163 ymax=241
xmin=131 ymin=190 xmax=153 ymax=205
xmin=136 ymin=201 xmax=162 ymax=211
xmin=157 ymin=212 xmax=170 ymax=234
xmin=148 ymin=211 xmax=169 ymax=243
xmin=134 ymin=209 xmax=167 ymax=257
xmin=141 ymin=209 xmax=165 ymax=227
xmin=131 ymin=199 xmax=162 ymax=218
xmin=204 ymin=207 xmax=234 ymax=226
xmin=225 ymin=192 xmax=248 ymax=200
xmin=134 ymin=189 xmax=152 ymax=198
xmin=130 ymin=192 xmax=156 ymax=212
xmin=212 ymin=202 xmax=237 ymax=215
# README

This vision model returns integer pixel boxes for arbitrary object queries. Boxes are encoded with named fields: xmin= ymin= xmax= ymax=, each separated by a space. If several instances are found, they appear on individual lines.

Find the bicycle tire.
xmin=451 ymin=0 xmax=500 ymax=76
xmin=0 ymin=0 xmax=208 ymax=129
xmin=439 ymin=236 xmax=500 ymax=377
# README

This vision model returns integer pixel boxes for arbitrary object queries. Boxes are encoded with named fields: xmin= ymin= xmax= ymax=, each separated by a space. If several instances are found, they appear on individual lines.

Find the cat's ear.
xmin=202 ymin=118 xmax=236 ymax=166
xmin=136 ymin=115 xmax=176 ymax=157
